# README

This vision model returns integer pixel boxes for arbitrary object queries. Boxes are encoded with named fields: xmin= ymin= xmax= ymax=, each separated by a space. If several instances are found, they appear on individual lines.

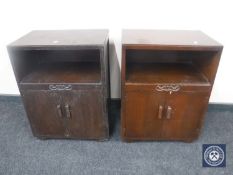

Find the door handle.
xmin=56 ymin=104 xmax=63 ymax=118
xmin=166 ymin=106 xmax=172 ymax=119
xmin=65 ymin=104 xmax=71 ymax=118
xmin=158 ymin=105 xmax=163 ymax=119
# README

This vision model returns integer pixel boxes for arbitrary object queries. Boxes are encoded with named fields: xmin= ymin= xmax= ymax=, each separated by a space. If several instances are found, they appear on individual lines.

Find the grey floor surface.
xmin=0 ymin=96 xmax=233 ymax=175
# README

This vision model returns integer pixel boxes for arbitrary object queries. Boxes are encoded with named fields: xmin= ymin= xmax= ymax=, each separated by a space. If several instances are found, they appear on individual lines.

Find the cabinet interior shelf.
xmin=20 ymin=62 xmax=101 ymax=84
xmin=126 ymin=62 xmax=209 ymax=85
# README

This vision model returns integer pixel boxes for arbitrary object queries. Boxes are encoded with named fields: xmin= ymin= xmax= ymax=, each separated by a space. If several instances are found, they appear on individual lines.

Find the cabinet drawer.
xmin=19 ymin=83 xmax=102 ymax=91
xmin=124 ymin=83 xmax=211 ymax=93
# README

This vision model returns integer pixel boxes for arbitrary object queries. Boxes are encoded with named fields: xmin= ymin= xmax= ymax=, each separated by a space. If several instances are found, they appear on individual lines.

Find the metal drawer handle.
xmin=156 ymin=84 xmax=180 ymax=92
xmin=56 ymin=104 xmax=63 ymax=118
xmin=65 ymin=104 xmax=71 ymax=118
xmin=166 ymin=106 xmax=172 ymax=119
xmin=158 ymin=105 xmax=163 ymax=119
xmin=49 ymin=84 xmax=72 ymax=91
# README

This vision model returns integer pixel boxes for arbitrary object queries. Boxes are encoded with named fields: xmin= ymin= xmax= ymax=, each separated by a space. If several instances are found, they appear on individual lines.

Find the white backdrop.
xmin=0 ymin=0 xmax=232 ymax=102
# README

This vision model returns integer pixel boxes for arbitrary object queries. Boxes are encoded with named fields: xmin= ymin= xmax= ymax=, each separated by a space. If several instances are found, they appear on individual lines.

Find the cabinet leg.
xmin=121 ymin=137 xmax=134 ymax=143
xmin=36 ymin=136 xmax=48 ymax=140
xmin=183 ymin=137 xmax=198 ymax=143
xmin=98 ymin=138 xmax=109 ymax=142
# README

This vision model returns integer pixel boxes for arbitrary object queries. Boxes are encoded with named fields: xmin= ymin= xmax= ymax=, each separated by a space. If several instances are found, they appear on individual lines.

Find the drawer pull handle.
xmin=156 ymin=84 xmax=180 ymax=92
xmin=49 ymin=84 xmax=72 ymax=91
xmin=65 ymin=104 xmax=71 ymax=118
xmin=166 ymin=106 xmax=172 ymax=119
xmin=158 ymin=105 xmax=163 ymax=119
xmin=56 ymin=104 xmax=63 ymax=118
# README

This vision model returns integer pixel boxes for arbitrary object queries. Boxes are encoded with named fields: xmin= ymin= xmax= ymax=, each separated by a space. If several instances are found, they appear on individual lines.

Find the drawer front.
xmin=19 ymin=83 xmax=102 ymax=91
xmin=125 ymin=83 xmax=211 ymax=93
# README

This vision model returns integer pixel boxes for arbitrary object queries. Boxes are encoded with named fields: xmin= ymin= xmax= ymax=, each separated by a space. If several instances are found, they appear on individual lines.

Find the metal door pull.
xmin=158 ymin=105 xmax=163 ymax=119
xmin=56 ymin=104 xmax=63 ymax=118
xmin=166 ymin=106 xmax=172 ymax=119
xmin=65 ymin=104 xmax=71 ymax=118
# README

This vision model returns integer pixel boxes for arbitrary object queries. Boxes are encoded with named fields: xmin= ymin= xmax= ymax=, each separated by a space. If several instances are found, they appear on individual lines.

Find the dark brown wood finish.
xmin=121 ymin=30 xmax=223 ymax=142
xmin=7 ymin=30 xmax=110 ymax=140
xmin=63 ymin=89 xmax=107 ymax=139
xmin=22 ymin=90 xmax=66 ymax=137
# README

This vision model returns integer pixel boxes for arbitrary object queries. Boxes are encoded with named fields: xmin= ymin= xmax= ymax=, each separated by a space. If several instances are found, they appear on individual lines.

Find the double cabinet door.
xmin=21 ymin=88 xmax=108 ymax=139
xmin=123 ymin=85 xmax=210 ymax=141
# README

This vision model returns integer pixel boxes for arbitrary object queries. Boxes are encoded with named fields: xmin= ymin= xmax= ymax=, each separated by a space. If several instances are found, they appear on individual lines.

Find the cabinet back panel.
xmin=125 ymin=49 xmax=219 ymax=84
xmin=37 ymin=50 xmax=100 ymax=63
xmin=9 ymin=49 xmax=101 ymax=83
xmin=126 ymin=49 xmax=217 ymax=63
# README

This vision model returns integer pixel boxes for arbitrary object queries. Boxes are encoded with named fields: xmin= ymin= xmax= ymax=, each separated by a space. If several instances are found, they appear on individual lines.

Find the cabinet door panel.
xmin=124 ymin=91 xmax=164 ymax=139
xmin=162 ymin=91 xmax=209 ymax=140
xmin=63 ymin=89 xmax=108 ymax=139
xmin=22 ymin=90 xmax=65 ymax=137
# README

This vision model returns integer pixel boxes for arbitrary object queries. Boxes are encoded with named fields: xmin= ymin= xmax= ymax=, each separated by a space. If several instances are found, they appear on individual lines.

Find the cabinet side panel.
xmin=121 ymin=46 xmax=126 ymax=139
xmin=7 ymin=49 xmax=39 ymax=83
xmin=192 ymin=50 xmax=222 ymax=84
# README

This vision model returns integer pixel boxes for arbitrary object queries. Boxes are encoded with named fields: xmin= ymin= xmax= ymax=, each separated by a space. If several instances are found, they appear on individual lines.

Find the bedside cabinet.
xmin=8 ymin=30 xmax=110 ymax=140
xmin=121 ymin=30 xmax=223 ymax=142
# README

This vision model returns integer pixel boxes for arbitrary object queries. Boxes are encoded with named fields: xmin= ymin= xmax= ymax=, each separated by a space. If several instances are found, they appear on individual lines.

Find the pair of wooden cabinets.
xmin=8 ymin=30 xmax=223 ymax=142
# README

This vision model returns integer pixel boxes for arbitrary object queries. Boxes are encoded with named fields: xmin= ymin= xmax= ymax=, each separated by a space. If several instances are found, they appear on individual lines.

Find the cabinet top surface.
xmin=8 ymin=30 xmax=108 ymax=48
xmin=122 ymin=30 xmax=222 ymax=49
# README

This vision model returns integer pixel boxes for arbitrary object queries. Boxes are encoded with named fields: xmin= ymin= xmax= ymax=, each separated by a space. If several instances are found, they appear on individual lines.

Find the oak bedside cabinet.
xmin=7 ymin=30 xmax=110 ymax=140
xmin=121 ymin=30 xmax=223 ymax=142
